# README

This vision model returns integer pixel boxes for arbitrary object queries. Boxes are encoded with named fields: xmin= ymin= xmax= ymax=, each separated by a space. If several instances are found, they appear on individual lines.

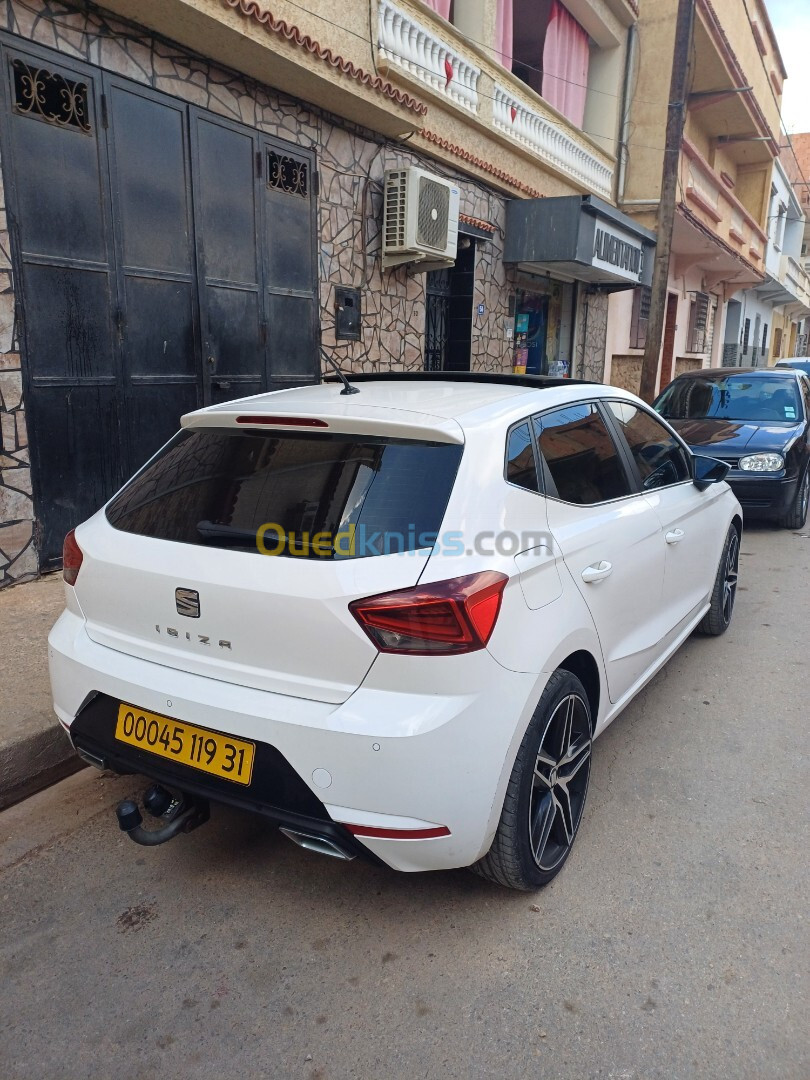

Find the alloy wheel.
xmin=723 ymin=529 xmax=740 ymax=624
xmin=529 ymin=693 xmax=592 ymax=872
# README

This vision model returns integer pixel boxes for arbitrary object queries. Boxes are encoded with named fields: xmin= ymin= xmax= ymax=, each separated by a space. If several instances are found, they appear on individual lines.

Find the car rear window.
xmin=106 ymin=429 xmax=463 ymax=559
xmin=655 ymin=376 xmax=802 ymax=423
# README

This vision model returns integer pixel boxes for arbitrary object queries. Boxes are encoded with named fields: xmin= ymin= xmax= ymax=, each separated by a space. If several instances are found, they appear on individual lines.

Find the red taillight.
xmin=349 ymin=571 xmax=508 ymax=655
xmin=63 ymin=529 xmax=83 ymax=586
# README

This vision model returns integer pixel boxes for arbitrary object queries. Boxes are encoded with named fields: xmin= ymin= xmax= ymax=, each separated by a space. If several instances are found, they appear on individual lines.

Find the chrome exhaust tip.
xmin=279 ymin=827 xmax=355 ymax=861
xmin=76 ymin=746 xmax=107 ymax=771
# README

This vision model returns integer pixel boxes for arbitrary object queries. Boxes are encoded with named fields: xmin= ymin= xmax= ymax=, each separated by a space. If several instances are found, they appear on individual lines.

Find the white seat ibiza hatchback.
xmin=49 ymin=374 xmax=742 ymax=890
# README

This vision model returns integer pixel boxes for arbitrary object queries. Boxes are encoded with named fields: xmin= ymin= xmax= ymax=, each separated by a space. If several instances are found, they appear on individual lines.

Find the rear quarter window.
xmin=106 ymin=429 xmax=463 ymax=559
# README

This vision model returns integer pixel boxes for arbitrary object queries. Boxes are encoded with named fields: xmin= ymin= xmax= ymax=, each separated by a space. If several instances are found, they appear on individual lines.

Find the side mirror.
xmin=693 ymin=454 xmax=729 ymax=491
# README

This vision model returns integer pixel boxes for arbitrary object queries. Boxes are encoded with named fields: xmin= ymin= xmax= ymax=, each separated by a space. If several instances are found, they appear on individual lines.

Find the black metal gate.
xmin=0 ymin=37 xmax=319 ymax=565
xmin=424 ymin=241 xmax=475 ymax=372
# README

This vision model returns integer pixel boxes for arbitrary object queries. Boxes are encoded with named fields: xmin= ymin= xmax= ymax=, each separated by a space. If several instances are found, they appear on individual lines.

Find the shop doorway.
xmin=512 ymin=281 xmax=573 ymax=376
xmin=424 ymin=240 xmax=475 ymax=371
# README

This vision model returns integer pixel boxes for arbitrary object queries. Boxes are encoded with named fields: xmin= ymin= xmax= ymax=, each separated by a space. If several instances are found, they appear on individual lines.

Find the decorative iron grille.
xmin=424 ymin=268 xmax=451 ymax=371
xmin=12 ymin=58 xmax=91 ymax=133
xmin=267 ymin=150 xmax=309 ymax=197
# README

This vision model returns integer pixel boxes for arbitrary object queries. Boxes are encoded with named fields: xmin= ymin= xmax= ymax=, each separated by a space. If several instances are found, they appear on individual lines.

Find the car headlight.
xmin=738 ymin=453 xmax=785 ymax=472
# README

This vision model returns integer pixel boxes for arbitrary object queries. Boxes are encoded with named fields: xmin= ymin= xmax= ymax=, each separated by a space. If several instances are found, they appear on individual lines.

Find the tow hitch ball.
xmin=115 ymin=784 xmax=209 ymax=847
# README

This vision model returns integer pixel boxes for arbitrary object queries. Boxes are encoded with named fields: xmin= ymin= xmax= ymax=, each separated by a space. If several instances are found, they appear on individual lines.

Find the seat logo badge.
xmin=175 ymin=588 xmax=201 ymax=618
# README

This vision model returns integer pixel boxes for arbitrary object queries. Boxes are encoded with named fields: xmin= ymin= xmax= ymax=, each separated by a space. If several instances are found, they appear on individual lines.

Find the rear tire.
xmin=470 ymin=670 xmax=592 ymax=891
xmin=779 ymin=468 xmax=809 ymax=530
xmin=696 ymin=523 xmax=739 ymax=636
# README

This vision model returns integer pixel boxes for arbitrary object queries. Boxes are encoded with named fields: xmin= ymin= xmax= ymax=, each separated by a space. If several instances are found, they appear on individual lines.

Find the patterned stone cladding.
xmin=0 ymin=0 xmax=519 ymax=584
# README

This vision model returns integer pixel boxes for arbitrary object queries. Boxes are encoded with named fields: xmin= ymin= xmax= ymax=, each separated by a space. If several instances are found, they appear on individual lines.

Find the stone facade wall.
xmin=608 ymin=355 xmax=642 ymax=394
xmin=574 ymin=289 xmax=609 ymax=383
xmin=0 ymin=150 xmax=32 ymax=585
xmin=0 ymin=0 xmax=515 ymax=585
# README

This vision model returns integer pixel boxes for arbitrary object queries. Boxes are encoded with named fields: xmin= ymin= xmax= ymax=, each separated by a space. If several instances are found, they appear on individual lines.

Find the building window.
xmin=422 ymin=0 xmax=453 ymax=18
xmin=775 ymin=204 xmax=787 ymax=251
xmin=629 ymin=286 xmax=651 ymax=350
xmin=742 ymin=318 xmax=751 ymax=355
xmin=774 ymin=327 xmax=783 ymax=357
xmin=686 ymin=292 xmax=710 ymax=353
xmin=510 ymin=0 xmax=589 ymax=127
xmin=762 ymin=322 xmax=768 ymax=354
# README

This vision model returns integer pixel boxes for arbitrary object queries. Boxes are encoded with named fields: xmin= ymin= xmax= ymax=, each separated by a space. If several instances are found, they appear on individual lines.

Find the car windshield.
xmin=655 ymin=376 xmax=801 ymax=423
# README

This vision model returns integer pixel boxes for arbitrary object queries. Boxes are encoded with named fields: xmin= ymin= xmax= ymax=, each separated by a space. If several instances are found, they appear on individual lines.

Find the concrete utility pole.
xmin=638 ymin=0 xmax=696 ymax=402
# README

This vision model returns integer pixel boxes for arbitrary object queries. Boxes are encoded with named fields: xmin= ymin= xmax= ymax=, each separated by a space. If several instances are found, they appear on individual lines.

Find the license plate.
xmin=114 ymin=704 xmax=255 ymax=786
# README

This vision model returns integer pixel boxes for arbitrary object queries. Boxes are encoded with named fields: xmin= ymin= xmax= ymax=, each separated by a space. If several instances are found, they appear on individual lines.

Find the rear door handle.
xmin=665 ymin=529 xmax=685 ymax=544
xmin=581 ymin=561 xmax=612 ymax=583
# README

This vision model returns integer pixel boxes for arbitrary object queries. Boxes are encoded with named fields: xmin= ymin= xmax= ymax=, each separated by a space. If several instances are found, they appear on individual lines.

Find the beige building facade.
xmin=605 ymin=0 xmax=788 ymax=394
xmin=0 ymin=0 xmax=655 ymax=584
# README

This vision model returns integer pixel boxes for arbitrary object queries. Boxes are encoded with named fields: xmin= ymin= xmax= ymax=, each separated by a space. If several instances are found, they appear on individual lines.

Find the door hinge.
xmin=100 ymin=94 xmax=109 ymax=130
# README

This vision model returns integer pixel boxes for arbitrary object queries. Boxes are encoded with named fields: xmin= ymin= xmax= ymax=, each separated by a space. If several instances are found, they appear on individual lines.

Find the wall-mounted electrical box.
xmin=335 ymin=286 xmax=361 ymax=340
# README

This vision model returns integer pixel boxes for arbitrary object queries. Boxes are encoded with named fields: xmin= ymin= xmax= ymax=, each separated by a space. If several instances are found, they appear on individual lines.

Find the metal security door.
xmin=0 ymin=43 xmax=122 ymax=566
xmin=0 ymin=36 xmax=320 ymax=566
xmin=261 ymin=136 xmax=319 ymax=389
xmin=425 ymin=268 xmax=451 ymax=371
xmin=106 ymin=79 xmax=201 ymax=470
xmin=192 ymin=112 xmax=265 ymax=406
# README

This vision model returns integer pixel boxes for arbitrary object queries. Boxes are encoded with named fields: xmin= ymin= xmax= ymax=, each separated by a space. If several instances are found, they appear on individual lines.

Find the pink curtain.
xmin=542 ymin=0 xmax=589 ymax=128
xmin=495 ymin=0 xmax=514 ymax=69
xmin=423 ymin=0 xmax=452 ymax=19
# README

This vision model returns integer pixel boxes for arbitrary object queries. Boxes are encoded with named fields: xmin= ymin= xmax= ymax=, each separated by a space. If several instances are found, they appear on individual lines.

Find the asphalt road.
xmin=1 ymin=524 xmax=808 ymax=1080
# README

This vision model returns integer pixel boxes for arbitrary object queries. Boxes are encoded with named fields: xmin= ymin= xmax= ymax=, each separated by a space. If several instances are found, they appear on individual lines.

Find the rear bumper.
xmin=49 ymin=609 xmax=540 ymax=873
xmin=726 ymin=473 xmax=798 ymax=518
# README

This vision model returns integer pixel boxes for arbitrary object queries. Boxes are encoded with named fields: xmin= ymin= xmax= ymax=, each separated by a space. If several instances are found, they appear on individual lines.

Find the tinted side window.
xmin=506 ymin=422 xmax=540 ymax=492
xmin=606 ymin=401 xmax=690 ymax=490
xmin=535 ymin=404 xmax=631 ymax=505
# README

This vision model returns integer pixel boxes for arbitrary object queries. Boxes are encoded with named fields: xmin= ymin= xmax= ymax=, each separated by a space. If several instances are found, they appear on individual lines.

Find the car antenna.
xmin=320 ymin=347 xmax=360 ymax=395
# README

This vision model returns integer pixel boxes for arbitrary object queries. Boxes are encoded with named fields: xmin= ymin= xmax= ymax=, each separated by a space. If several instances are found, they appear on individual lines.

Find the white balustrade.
xmin=378 ymin=0 xmax=480 ymax=113
xmin=493 ymin=85 xmax=613 ymax=199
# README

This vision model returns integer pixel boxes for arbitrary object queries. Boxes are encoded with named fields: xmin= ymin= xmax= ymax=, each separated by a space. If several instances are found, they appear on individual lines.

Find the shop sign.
xmin=591 ymin=220 xmax=645 ymax=283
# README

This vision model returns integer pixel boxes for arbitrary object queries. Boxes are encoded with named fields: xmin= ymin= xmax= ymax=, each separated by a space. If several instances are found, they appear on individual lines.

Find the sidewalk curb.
xmin=0 ymin=723 xmax=84 ymax=810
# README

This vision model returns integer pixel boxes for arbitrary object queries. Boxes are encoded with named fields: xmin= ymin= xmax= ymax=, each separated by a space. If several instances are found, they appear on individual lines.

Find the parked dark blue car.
xmin=654 ymin=367 xmax=810 ymax=529
xmin=775 ymin=358 xmax=810 ymax=378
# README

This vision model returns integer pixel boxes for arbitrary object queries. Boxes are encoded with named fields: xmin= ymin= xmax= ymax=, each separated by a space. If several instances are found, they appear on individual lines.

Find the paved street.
xmin=1 ymin=524 xmax=808 ymax=1080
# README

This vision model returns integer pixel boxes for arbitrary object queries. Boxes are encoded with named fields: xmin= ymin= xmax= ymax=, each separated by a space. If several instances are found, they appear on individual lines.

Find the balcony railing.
xmin=785 ymin=255 xmax=802 ymax=289
xmin=492 ymin=85 xmax=613 ymax=199
xmin=376 ymin=0 xmax=615 ymax=200
xmin=378 ymin=0 xmax=480 ymax=113
xmin=681 ymin=138 xmax=766 ymax=265
xmin=782 ymin=255 xmax=810 ymax=308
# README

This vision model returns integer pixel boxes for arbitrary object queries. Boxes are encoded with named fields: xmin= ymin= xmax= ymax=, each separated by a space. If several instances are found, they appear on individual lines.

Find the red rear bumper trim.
xmin=343 ymin=823 xmax=451 ymax=840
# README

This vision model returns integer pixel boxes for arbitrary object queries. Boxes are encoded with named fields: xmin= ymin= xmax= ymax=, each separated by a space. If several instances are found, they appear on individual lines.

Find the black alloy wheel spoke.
xmin=530 ymin=790 xmax=556 ymax=863
xmin=553 ymin=788 xmax=574 ymax=845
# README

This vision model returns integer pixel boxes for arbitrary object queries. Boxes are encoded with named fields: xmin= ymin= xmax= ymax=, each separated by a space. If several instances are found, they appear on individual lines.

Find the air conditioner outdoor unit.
xmin=382 ymin=166 xmax=460 ymax=271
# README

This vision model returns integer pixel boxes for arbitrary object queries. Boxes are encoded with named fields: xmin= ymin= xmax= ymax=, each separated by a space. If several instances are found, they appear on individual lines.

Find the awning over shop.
xmin=504 ymin=194 xmax=656 ymax=287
